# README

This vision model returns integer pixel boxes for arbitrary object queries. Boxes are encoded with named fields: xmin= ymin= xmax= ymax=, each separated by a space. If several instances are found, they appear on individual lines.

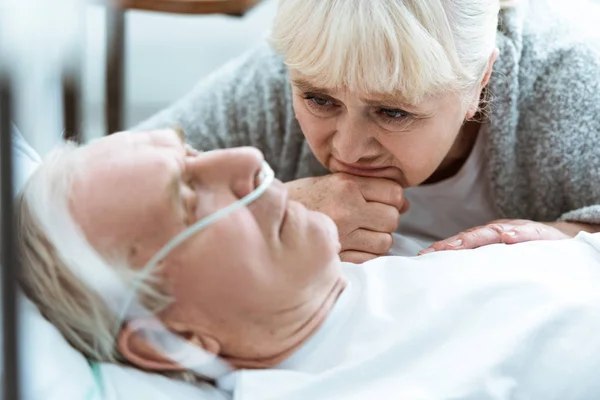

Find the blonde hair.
xmin=16 ymin=143 xmax=170 ymax=366
xmin=271 ymin=0 xmax=510 ymax=105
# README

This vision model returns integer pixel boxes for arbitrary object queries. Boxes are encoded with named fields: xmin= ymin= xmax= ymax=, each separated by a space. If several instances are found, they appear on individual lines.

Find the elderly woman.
xmin=135 ymin=0 xmax=600 ymax=262
xmin=16 ymin=130 xmax=600 ymax=398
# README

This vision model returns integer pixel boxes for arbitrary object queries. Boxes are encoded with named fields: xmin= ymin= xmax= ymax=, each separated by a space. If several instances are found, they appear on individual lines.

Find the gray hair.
xmin=16 ymin=142 xmax=171 ymax=367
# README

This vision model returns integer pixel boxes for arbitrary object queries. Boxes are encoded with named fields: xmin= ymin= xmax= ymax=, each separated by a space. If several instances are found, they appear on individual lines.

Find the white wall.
xmin=83 ymin=0 xmax=277 ymax=139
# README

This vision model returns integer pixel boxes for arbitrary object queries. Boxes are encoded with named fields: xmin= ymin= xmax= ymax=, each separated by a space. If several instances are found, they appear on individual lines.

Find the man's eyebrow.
xmin=168 ymin=160 xmax=184 ymax=206
xmin=173 ymin=126 xmax=186 ymax=143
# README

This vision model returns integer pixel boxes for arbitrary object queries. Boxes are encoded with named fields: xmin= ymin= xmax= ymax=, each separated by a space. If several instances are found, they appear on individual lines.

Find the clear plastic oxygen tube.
xmin=117 ymin=159 xmax=276 ymax=377
xmin=129 ymin=160 xmax=275 ymax=303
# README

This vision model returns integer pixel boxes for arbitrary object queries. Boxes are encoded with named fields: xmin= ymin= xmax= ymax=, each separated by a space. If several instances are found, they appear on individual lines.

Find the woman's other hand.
xmin=285 ymin=173 xmax=409 ymax=263
xmin=419 ymin=219 xmax=580 ymax=255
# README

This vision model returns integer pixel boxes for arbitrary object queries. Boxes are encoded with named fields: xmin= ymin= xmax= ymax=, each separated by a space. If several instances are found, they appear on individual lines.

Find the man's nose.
xmin=186 ymin=147 xmax=265 ymax=199
xmin=332 ymin=117 xmax=380 ymax=164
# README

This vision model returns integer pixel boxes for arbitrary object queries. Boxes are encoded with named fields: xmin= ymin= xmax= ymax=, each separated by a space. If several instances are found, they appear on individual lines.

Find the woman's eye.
xmin=311 ymin=97 xmax=331 ymax=106
xmin=381 ymin=108 xmax=407 ymax=119
xmin=303 ymin=93 xmax=334 ymax=109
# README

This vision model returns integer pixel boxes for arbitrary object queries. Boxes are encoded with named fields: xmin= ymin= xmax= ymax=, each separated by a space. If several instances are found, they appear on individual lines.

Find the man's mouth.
xmin=277 ymin=186 xmax=290 ymax=236
xmin=279 ymin=202 xmax=288 ymax=236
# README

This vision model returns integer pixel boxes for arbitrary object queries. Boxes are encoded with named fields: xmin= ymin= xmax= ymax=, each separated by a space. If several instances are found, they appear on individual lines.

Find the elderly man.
xmin=17 ymin=130 xmax=600 ymax=399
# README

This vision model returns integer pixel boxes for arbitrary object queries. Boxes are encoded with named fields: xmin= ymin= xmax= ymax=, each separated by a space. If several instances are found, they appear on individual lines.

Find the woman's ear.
xmin=465 ymin=48 xmax=500 ymax=119
xmin=480 ymin=48 xmax=499 ymax=89
xmin=117 ymin=318 xmax=221 ymax=372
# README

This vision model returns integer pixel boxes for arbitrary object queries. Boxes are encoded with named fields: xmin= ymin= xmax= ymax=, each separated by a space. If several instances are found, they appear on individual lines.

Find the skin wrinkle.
xmin=291 ymin=78 xmax=431 ymax=115
xmin=219 ymin=276 xmax=346 ymax=369
xmin=68 ymin=130 xmax=346 ymax=371
xmin=290 ymin=68 xmax=484 ymax=188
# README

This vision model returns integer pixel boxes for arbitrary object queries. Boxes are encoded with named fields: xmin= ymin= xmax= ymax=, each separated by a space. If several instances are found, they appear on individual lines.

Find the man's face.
xmin=289 ymin=70 xmax=469 ymax=187
xmin=68 ymin=130 xmax=343 ymax=358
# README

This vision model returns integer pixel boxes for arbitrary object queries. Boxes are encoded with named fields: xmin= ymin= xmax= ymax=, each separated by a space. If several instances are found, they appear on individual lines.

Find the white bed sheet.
xmin=225 ymin=234 xmax=600 ymax=399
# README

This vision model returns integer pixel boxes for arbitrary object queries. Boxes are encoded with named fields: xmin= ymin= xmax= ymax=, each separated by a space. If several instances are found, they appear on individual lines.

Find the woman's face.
xmin=289 ymin=70 xmax=472 ymax=187
xmin=69 ymin=130 xmax=342 ymax=350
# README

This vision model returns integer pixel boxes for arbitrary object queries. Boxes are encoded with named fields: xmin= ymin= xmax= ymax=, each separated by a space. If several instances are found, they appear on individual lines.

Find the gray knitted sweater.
xmin=134 ymin=0 xmax=600 ymax=224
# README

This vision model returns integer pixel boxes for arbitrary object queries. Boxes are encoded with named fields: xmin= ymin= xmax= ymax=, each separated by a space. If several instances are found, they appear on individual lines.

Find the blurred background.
xmin=88 ymin=0 xmax=277 ymax=129
xmin=13 ymin=0 xmax=278 ymax=154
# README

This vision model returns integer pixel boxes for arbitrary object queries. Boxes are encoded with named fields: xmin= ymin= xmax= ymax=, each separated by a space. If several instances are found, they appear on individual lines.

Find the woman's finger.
xmin=421 ymin=223 xmax=507 ymax=254
xmin=500 ymin=222 xmax=570 ymax=244
xmin=420 ymin=220 xmax=573 ymax=255
xmin=340 ymin=250 xmax=378 ymax=264
xmin=341 ymin=229 xmax=393 ymax=255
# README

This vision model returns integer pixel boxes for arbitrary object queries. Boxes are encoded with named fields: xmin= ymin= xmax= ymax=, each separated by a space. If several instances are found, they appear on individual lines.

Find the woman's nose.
xmin=186 ymin=147 xmax=265 ymax=199
xmin=332 ymin=117 xmax=380 ymax=164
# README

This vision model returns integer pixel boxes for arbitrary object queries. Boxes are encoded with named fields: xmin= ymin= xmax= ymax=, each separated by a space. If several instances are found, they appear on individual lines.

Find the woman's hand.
xmin=419 ymin=219 xmax=573 ymax=255
xmin=285 ymin=173 xmax=409 ymax=263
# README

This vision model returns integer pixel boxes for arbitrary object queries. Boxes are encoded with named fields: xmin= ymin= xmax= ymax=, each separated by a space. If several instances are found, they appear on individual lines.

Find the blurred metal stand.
xmin=62 ymin=1 xmax=85 ymax=143
xmin=106 ymin=5 xmax=126 ymax=136
xmin=0 ymin=1 xmax=86 ymax=398
xmin=0 ymin=76 xmax=20 ymax=400
xmin=62 ymin=69 xmax=83 ymax=143
xmin=101 ymin=0 xmax=263 ymax=135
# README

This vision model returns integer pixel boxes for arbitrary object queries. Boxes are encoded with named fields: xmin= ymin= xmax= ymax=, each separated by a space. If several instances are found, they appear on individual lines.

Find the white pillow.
xmin=12 ymin=128 xmax=229 ymax=399
xmin=19 ymin=296 xmax=97 ymax=400
xmin=12 ymin=125 xmax=97 ymax=400
xmin=91 ymin=364 xmax=229 ymax=400
xmin=12 ymin=124 xmax=41 ymax=194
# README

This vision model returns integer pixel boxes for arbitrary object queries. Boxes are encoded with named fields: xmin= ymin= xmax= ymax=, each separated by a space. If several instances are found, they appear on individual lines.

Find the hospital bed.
xmin=101 ymin=0 xmax=263 ymax=136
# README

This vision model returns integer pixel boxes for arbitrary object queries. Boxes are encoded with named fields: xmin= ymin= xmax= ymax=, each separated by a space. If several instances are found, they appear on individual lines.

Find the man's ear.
xmin=465 ymin=47 xmax=499 ymax=120
xmin=117 ymin=318 xmax=221 ymax=372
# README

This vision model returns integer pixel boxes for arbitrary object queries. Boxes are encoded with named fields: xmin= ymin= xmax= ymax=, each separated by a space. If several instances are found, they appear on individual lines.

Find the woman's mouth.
xmin=331 ymin=158 xmax=395 ymax=178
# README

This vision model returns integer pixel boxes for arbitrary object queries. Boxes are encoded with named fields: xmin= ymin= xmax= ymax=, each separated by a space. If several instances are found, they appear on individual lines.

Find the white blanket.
xmin=222 ymin=233 xmax=600 ymax=400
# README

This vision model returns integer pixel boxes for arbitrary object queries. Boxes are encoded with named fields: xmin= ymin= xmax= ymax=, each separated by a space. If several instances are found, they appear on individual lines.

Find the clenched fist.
xmin=285 ymin=173 xmax=409 ymax=263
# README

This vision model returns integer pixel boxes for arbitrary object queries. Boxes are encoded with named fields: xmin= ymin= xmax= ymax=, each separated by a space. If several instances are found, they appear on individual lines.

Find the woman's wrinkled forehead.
xmin=289 ymin=70 xmax=448 ymax=113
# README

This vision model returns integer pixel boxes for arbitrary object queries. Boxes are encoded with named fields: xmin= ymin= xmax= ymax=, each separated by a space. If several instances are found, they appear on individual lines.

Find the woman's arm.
xmin=420 ymin=219 xmax=599 ymax=255
xmin=423 ymin=41 xmax=600 ymax=254
xmin=548 ymin=221 xmax=600 ymax=236
xmin=542 ymin=44 xmax=600 ymax=227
